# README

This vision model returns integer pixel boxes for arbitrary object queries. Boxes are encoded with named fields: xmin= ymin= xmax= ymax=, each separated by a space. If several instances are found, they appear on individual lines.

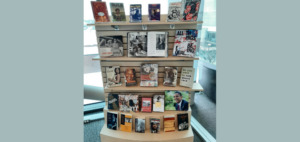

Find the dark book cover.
xmin=108 ymin=94 xmax=119 ymax=110
xmin=140 ymin=64 xmax=158 ymax=87
xmin=127 ymin=32 xmax=147 ymax=57
xmin=163 ymin=67 xmax=178 ymax=87
xmin=110 ymin=3 xmax=126 ymax=22
xmin=98 ymin=36 xmax=123 ymax=57
xmin=177 ymin=113 xmax=189 ymax=131
xmin=91 ymin=1 xmax=110 ymax=22
xmin=150 ymin=118 xmax=160 ymax=133
xmin=130 ymin=4 xmax=142 ymax=23
xmin=141 ymin=98 xmax=152 ymax=112
xmin=135 ymin=117 xmax=145 ymax=133
xmin=148 ymin=4 xmax=160 ymax=21
xmin=181 ymin=0 xmax=201 ymax=21
xmin=125 ymin=68 xmax=137 ymax=86
xmin=107 ymin=112 xmax=118 ymax=130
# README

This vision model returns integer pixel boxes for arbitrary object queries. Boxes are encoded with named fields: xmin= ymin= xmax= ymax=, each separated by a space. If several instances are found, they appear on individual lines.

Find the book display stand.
xmin=88 ymin=15 xmax=203 ymax=142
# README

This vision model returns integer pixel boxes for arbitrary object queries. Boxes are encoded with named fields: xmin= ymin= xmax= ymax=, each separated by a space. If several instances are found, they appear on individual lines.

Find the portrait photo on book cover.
xmin=165 ymin=91 xmax=189 ymax=111
xmin=98 ymin=36 xmax=123 ymax=57
xmin=135 ymin=118 xmax=145 ymax=133
xmin=156 ymin=34 xmax=166 ymax=50
xmin=128 ymin=32 xmax=147 ymax=57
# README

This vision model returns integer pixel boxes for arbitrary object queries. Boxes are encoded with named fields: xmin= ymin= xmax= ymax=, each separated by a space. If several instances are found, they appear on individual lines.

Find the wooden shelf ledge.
xmin=93 ymin=55 xmax=199 ymax=61
xmin=87 ymin=21 xmax=202 ymax=26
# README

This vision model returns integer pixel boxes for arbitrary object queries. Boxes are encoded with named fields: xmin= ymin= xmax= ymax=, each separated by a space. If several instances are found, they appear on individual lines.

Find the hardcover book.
xmin=127 ymin=32 xmax=147 ymax=57
xmin=130 ymin=4 xmax=142 ymax=23
xmin=107 ymin=111 xmax=118 ymax=130
xmin=120 ymin=113 xmax=133 ymax=132
xmin=163 ymin=67 xmax=178 ymax=87
xmin=180 ymin=67 xmax=195 ymax=88
xmin=148 ymin=4 xmax=160 ymax=21
xmin=141 ymin=97 xmax=152 ymax=112
xmin=140 ymin=64 xmax=158 ymax=87
xmin=110 ymin=3 xmax=126 ymax=22
xmin=91 ymin=1 xmax=110 ymax=22
xmin=147 ymin=32 xmax=168 ymax=57
xmin=173 ymin=30 xmax=198 ymax=57
xmin=177 ymin=113 xmax=189 ymax=131
xmin=98 ymin=36 xmax=123 ymax=57
xmin=105 ymin=66 xmax=122 ymax=88
xmin=135 ymin=116 xmax=146 ymax=133
xmin=165 ymin=91 xmax=189 ymax=111
xmin=181 ymin=0 xmax=201 ymax=21
xmin=153 ymin=95 xmax=164 ymax=112
xmin=125 ymin=68 xmax=137 ymax=86
xmin=167 ymin=2 xmax=182 ymax=22
xmin=150 ymin=118 xmax=160 ymax=133
xmin=108 ymin=94 xmax=119 ymax=110
xmin=119 ymin=94 xmax=140 ymax=112
xmin=164 ymin=115 xmax=175 ymax=132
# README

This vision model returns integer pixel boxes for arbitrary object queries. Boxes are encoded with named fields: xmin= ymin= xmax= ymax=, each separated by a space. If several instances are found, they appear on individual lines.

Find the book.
xmin=153 ymin=95 xmax=164 ymax=112
xmin=110 ymin=3 xmax=126 ymax=22
xmin=108 ymin=94 xmax=119 ymax=110
xmin=181 ymin=0 xmax=201 ymax=21
xmin=125 ymin=68 xmax=137 ymax=86
xmin=164 ymin=115 xmax=175 ymax=132
xmin=98 ymin=36 xmax=123 ymax=57
xmin=167 ymin=2 xmax=182 ymax=22
xmin=119 ymin=94 xmax=140 ymax=112
xmin=135 ymin=116 xmax=145 ymax=133
xmin=91 ymin=1 xmax=110 ymax=23
xmin=127 ymin=32 xmax=147 ymax=57
xmin=140 ymin=64 xmax=158 ymax=87
xmin=130 ymin=4 xmax=142 ymax=23
xmin=120 ymin=113 xmax=133 ymax=132
xmin=107 ymin=111 xmax=118 ymax=130
xmin=150 ymin=118 xmax=160 ymax=133
xmin=105 ymin=66 xmax=122 ymax=88
xmin=141 ymin=98 xmax=152 ymax=112
xmin=177 ymin=113 xmax=189 ymax=131
xmin=163 ymin=67 xmax=178 ymax=87
xmin=165 ymin=91 xmax=189 ymax=111
xmin=148 ymin=4 xmax=160 ymax=21
xmin=173 ymin=30 xmax=198 ymax=57
xmin=147 ymin=32 xmax=168 ymax=57
xmin=180 ymin=67 xmax=195 ymax=88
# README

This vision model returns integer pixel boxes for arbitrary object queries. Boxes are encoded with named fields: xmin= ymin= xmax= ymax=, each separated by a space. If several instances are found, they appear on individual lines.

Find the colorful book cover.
xmin=120 ymin=113 xmax=133 ymax=132
xmin=173 ymin=30 xmax=198 ymax=57
xmin=163 ymin=67 xmax=178 ymax=87
xmin=164 ymin=115 xmax=175 ymax=132
xmin=181 ymin=0 xmax=201 ymax=21
xmin=177 ymin=113 xmax=189 ymax=131
xmin=148 ymin=4 xmax=160 ymax=21
xmin=135 ymin=116 xmax=145 ymax=133
xmin=98 ymin=36 xmax=123 ymax=57
xmin=147 ymin=32 xmax=168 ymax=57
xmin=140 ymin=64 xmax=158 ymax=87
xmin=150 ymin=118 xmax=160 ymax=133
xmin=91 ymin=1 xmax=110 ymax=23
xmin=165 ymin=91 xmax=189 ymax=111
xmin=130 ymin=4 xmax=142 ymax=23
xmin=105 ymin=66 xmax=122 ymax=88
xmin=127 ymin=32 xmax=147 ymax=57
xmin=125 ymin=68 xmax=137 ymax=86
xmin=110 ymin=3 xmax=126 ymax=22
xmin=119 ymin=94 xmax=139 ymax=112
xmin=108 ymin=94 xmax=119 ymax=110
xmin=180 ymin=67 xmax=195 ymax=88
xmin=153 ymin=95 xmax=164 ymax=112
xmin=107 ymin=111 xmax=118 ymax=130
xmin=141 ymin=98 xmax=152 ymax=112
xmin=167 ymin=2 xmax=182 ymax=22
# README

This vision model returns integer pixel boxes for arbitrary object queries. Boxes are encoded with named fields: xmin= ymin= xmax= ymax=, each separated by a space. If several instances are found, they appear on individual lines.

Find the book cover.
xmin=180 ymin=67 xmax=195 ymax=88
xmin=148 ymin=4 xmax=160 ymax=21
xmin=98 ymin=36 xmax=123 ymax=57
xmin=110 ymin=3 xmax=126 ymax=22
xmin=163 ymin=67 xmax=178 ymax=87
xmin=153 ymin=95 xmax=164 ymax=112
xmin=107 ymin=111 xmax=118 ymax=130
xmin=164 ymin=115 xmax=175 ymax=132
xmin=130 ymin=4 xmax=142 ymax=23
xmin=177 ymin=113 xmax=189 ymax=131
xmin=181 ymin=0 xmax=201 ymax=21
xmin=173 ymin=30 xmax=198 ymax=57
xmin=150 ymin=118 xmax=160 ymax=133
xmin=141 ymin=98 xmax=152 ymax=112
xmin=125 ymin=68 xmax=137 ymax=86
xmin=119 ymin=94 xmax=140 ymax=112
xmin=108 ymin=94 xmax=119 ymax=110
xmin=91 ymin=1 xmax=110 ymax=23
xmin=127 ymin=32 xmax=147 ymax=57
xmin=120 ymin=113 xmax=133 ymax=132
xmin=135 ymin=116 xmax=145 ymax=133
xmin=140 ymin=64 xmax=158 ymax=87
xmin=167 ymin=2 xmax=182 ymax=22
xmin=105 ymin=66 xmax=122 ymax=88
xmin=147 ymin=32 xmax=168 ymax=57
xmin=165 ymin=91 xmax=189 ymax=111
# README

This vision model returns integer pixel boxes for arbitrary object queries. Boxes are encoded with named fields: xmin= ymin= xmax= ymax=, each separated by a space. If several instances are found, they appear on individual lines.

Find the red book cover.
xmin=91 ymin=1 xmax=110 ymax=22
xmin=141 ymin=98 xmax=152 ymax=112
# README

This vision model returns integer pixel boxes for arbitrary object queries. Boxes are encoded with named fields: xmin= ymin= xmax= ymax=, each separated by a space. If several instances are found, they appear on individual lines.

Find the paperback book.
xmin=119 ymin=94 xmax=140 ymax=112
xmin=140 ymin=64 xmax=158 ymax=87
xmin=107 ymin=111 xmax=118 ymax=130
xmin=148 ymin=4 xmax=160 ymax=21
xmin=181 ymin=0 xmax=201 ymax=21
xmin=141 ymin=97 xmax=152 ymax=112
xmin=150 ymin=118 xmax=160 ymax=133
xmin=105 ymin=66 xmax=122 ymax=88
xmin=127 ymin=32 xmax=147 ymax=57
xmin=167 ymin=2 xmax=182 ymax=22
xmin=180 ymin=67 xmax=195 ymax=88
xmin=91 ymin=1 xmax=110 ymax=22
xmin=110 ymin=3 xmax=126 ymax=22
xmin=108 ymin=94 xmax=119 ymax=110
xmin=163 ymin=67 xmax=178 ymax=87
xmin=165 ymin=91 xmax=189 ymax=111
xmin=173 ymin=30 xmax=198 ymax=57
xmin=153 ymin=95 xmax=164 ymax=112
xmin=98 ymin=36 xmax=123 ymax=57
xmin=130 ymin=4 xmax=142 ymax=23
xmin=177 ymin=113 xmax=189 ymax=131
xmin=147 ymin=32 xmax=168 ymax=57
xmin=164 ymin=115 xmax=175 ymax=132
xmin=125 ymin=68 xmax=137 ymax=86
xmin=135 ymin=116 xmax=146 ymax=133
xmin=120 ymin=113 xmax=133 ymax=132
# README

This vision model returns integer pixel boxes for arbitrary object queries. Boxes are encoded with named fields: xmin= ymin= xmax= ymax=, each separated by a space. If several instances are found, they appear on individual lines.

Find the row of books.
xmin=91 ymin=0 xmax=201 ymax=23
xmin=98 ymin=30 xmax=198 ymax=58
xmin=107 ymin=112 xmax=189 ymax=133
xmin=105 ymin=65 xmax=194 ymax=88
xmin=108 ymin=91 xmax=190 ymax=112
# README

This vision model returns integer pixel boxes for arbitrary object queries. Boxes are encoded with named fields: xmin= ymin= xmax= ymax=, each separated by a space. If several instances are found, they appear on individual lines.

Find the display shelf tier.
xmin=93 ymin=55 xmax=199 ymax=61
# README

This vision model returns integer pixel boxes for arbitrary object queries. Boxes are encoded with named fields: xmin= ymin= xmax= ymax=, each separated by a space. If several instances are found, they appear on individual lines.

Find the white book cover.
xmin=153 ymin=95 xmax=164 ymax=112
xmin=180 ymin=67 xmax=195 ymax=88
xmin=105 ymin=66 xmax=122 ymax=88
xmin=167 ymin=2 xmax=182 ymax=22
xmin=147 ymin=32 xmax=168 ymax=57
